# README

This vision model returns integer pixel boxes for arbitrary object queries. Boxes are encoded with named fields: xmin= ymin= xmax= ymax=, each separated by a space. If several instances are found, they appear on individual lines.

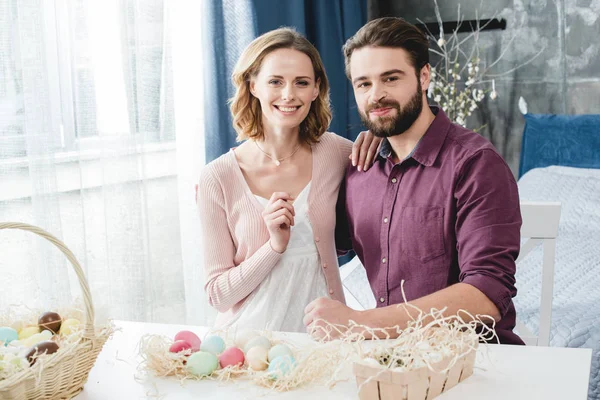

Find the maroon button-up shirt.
xmin=336 ymin=107 xmax=524 ymax=345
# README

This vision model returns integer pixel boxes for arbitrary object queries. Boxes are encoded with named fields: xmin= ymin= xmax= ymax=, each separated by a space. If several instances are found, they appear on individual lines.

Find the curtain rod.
xmin=415 ymin=18 xmax=507 ymax=35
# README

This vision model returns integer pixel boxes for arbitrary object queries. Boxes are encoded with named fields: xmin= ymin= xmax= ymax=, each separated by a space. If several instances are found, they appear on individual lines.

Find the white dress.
xmin=218 ymin=182 xmax=329 ymax=332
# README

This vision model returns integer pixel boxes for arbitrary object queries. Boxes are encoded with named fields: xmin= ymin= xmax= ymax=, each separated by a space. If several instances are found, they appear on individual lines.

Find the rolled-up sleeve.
xmin=454 ymin=149 xmax=522 ymax=317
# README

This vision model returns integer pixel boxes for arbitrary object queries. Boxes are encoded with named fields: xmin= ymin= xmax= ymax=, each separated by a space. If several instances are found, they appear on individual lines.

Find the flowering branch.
xmin=420 ymin=0 xmax=545 ymax=129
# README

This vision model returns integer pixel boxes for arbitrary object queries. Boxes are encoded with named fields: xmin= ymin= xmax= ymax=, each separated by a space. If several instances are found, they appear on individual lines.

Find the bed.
xmin=514 ymin=111 xmax=600 ymax=400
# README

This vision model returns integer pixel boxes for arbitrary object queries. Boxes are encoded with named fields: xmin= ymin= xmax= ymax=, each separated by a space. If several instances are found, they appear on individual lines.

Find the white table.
xmin=75 ymin=320 xmax=592 ymax=400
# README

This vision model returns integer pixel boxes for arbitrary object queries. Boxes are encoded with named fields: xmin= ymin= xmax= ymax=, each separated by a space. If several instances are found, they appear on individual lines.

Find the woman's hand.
xmin=350 ymin=130 xmax=383 ymax=172
xmin=262 ymin=192 xmax=295 ymax=253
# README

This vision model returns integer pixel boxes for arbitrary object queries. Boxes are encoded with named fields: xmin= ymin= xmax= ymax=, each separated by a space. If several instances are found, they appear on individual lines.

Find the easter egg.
xmin=169 ymin=340 xmax=193 ymax=354
xmin=186 ymin=351 xmax=218 ymax=376
xmin=200 ymin=335 xmax=225 ymax=355
xmin=234 ymin=329 xmax=259 ymax=349
xmin=218 ymin=347 xmax=245 ymax=368
xmin=245 ymin=346 xmax=268 ymax=371
xmin=18 ymin=326 xmax=40 ymax=340
xmin=38 ymin=312 xmax=62 ymax=334
xmin=22 ymin=330 xmax=53 ymax=348
xmin=244 ymin=336 xmax=271 ymax=353
xmin=268 ymin=355 xmax=296 ymax=379
xmin=59 ymin=319 xmax=81 ymax=336
xmin=25 ymin=341 xmax=60 ymax=366
xmin=174 ymin=330 xmax=201 ymax=352
xmin=9 ymin=321 xmax=24 ymax=333
xmin=0 ymin=327 xmax=18 ymax=346
xmin=267 ymin=344 xmax=293 ymax=362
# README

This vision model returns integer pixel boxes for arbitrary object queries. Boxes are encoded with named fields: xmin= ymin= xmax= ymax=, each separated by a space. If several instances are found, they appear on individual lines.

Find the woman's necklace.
xmin=254 ymin=141 xmax=301 ymax=166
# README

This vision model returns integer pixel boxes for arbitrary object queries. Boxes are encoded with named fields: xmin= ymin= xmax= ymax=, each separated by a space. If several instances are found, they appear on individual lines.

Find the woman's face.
xmin=250 ymin=48 xmax=319 ymax=134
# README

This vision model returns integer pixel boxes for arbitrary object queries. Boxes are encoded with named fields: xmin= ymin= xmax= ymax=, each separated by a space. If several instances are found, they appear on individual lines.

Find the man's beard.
xmin=360 ymin=84 xmax=423 ymax=138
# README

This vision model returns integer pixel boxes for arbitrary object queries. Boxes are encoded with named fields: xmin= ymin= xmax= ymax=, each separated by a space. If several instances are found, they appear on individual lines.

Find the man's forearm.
xmin=356 ymin=283 xmax=501 ymax=338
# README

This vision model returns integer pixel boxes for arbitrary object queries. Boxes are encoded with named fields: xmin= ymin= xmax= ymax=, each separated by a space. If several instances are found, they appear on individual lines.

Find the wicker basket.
xmin=0 ymin=222 xmax=112 ymax=400
xmin=353 ymin=345 xmax=477 ymax=400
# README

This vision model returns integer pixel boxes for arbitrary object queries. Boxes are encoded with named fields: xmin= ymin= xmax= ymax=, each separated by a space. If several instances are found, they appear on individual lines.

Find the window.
xmin=0 ymin=0 xmax=175 ymax=162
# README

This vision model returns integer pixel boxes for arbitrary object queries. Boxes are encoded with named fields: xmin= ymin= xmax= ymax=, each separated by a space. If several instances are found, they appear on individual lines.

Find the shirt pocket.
xmin=400 ymin=206 xmax=446 ymax=262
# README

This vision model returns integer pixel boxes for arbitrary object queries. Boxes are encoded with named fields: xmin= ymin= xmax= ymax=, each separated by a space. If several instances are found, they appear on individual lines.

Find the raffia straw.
xmin=138 ymin=282 xmax=497 ymax=393
xmin=306 ymin=281 xmax=497 ymax=393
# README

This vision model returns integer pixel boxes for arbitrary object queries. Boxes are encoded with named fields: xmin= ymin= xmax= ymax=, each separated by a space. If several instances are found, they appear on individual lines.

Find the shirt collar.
xmin=378 ymin=106 xmax=451 ymax=166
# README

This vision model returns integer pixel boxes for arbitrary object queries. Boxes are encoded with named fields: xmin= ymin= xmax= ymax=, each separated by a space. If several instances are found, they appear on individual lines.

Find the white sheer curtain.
xmin=0 ymin=0 xmax=213 ymax=326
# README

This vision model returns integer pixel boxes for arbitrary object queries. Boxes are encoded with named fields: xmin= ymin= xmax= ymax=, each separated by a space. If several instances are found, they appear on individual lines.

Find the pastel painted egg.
xmin=244 ymin=336 xmax=271 ymax=353
xmin=0 ymin=327 xmax=18 ymax=346
xmin=186 ymin=351 xmax=218 ymax=376
xmin=38 ymin=311 xmax=62 ymax=334
xmin=18 ymin=326 xmax=40 ymax=340
xmin=174 ymin=331 xmax=201 ymax=352
xmin=25 ymin=340 xmax=60 ymax=366
xmin=9 ymin=321 xmax=24 ymax=333
xmin=234 ymin=329 xmax=259 ymax=349
xmin=218 ymin=347 xmax=245 ymax=368
xmin=245 ymin=346 xmax=268 ymax=371
xmin=59 ymin=319 xmax=81 ymax=336
xmin=200 ymin=335 xmax=225 ymax=355
xmin=22 ymin=331 xmax=53 ymax=348
xmin=169 ymin=340 xmax=193 ymax=354
xmin=268 ymin=355 xmax=296 ymax=380
xmin=267 ymin=344 xmax=293 ymax=362
xmin=11 ymin=356 xmax=29 ymax=369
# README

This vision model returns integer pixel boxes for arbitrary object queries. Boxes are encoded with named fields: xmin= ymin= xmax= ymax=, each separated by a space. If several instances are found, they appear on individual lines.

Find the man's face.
xmin=350 ymin=46 xmax=428 ymax=137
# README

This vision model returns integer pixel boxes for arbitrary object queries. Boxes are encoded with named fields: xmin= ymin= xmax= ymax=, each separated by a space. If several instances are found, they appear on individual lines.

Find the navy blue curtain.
xmin=201 ymin=0 xmax=367 ymax=163
xmin=201 ymin=0 xmax=258 ymax=162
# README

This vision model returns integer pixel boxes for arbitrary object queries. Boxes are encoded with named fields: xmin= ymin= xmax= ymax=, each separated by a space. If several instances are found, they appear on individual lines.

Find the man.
xmin=303 ymin=17 xmax=523 ymax=345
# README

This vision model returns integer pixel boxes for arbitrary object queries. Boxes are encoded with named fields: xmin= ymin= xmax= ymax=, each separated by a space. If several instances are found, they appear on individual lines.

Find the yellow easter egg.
xmin=246 ymin=346 xmax=268 ymax=371
xmin=10 ymin=321 xmax=24 ymax=333
xmin=18 ymin=326 xmax=40 ymax=340
xmin=59 ymin=319 xmax=81 ymax=336
xmin=22 ymin=334 xmax=41 ymax=348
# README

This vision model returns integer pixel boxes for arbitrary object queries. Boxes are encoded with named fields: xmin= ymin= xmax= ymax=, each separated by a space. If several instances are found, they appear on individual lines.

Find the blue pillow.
xmin=519 ymin=113 xmax=600 ymax=177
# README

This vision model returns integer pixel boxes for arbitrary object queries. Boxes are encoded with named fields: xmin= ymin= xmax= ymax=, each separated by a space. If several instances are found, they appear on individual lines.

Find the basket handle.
xmin=0 ymin=222 xmax=96 ymax=339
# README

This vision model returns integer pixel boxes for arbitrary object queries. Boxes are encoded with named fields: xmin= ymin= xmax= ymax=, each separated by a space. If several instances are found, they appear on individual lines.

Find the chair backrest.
xmin=340 ymin=255 xmax=375 ymax=311
xmin=516 ymin=201 xmax=561 ymax=346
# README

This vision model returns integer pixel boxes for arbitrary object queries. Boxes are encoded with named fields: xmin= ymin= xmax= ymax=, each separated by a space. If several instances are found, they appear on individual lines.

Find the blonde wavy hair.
xmin=229 ymin=28 xmax=332 ymax=143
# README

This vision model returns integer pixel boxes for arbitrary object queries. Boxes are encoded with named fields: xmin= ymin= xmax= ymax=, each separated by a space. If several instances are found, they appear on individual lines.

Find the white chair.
xmin=515 ymin=201 xmax=561 ymax=346
xmin=340 ymin=201 xmax=561 ymax=347
xmin=340 ymin=255 xmax=375 ymax=311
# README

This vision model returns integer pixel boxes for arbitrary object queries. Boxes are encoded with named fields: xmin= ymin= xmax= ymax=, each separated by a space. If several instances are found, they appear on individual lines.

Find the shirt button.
xmin=315 ymin=237 xmax=320 ymax=242
xmin=391 ymin=178 xmax=397 ymax=183
xmin=379 ymin=297 xmax=385 ymax=303
xmin=322 ymin=263 xmax=328 ymax=269
xmin=383 ymin=217 xmax=388 ymax=223
xmin=329 ymin=289 xmax=334 ymax=294
xmin=382 ymin=258 xmax=387 ymax=263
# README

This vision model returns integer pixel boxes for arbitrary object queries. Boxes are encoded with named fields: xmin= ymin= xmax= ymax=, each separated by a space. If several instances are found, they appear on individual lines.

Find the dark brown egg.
xmin=38 ymin=311 xmax=62 ymax=334
xmin=25 ymin=340 xmax=60 ymax=365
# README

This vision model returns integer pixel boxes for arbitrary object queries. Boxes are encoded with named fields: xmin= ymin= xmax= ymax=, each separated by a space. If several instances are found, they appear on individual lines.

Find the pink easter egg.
xmin=174 ymin=331 xmax=201 ymax=351
xmin=219 ymin=347 xmax=245 ymax=368
xmin=169 ymin=340 xmax=192 ymax=354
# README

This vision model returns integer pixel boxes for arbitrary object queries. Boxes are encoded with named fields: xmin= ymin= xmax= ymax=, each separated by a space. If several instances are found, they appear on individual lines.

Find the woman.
xmin=197 ymin=28 xmax=379 ymax=332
